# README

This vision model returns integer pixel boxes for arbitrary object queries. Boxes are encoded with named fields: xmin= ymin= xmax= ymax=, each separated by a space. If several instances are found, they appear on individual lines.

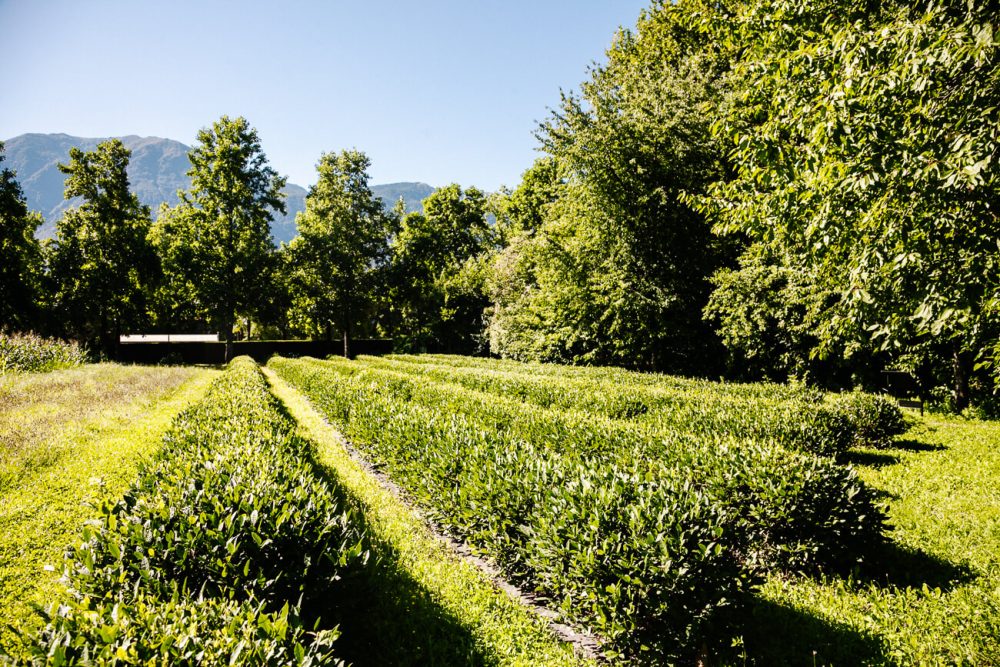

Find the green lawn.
xmin=0 ymin=364 xmax=219 ymax=656
xmin=744 ymin=412 xmax=1000 ymax=665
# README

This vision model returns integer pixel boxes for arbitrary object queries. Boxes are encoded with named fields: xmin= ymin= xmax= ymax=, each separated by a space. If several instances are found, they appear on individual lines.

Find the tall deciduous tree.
xmin=47 ymin=139 xmax=155 ymax=353
xmin=153 ymin=116 xmax=286 ymax=359
xmin=697 ymin=0 xmax=1000 ymax=409
xmin=0 ymin=142 xmax=43 ymax=332
xmin=286 ymin=150 xmax=391 ymax=356
xmin=386 ymin=184 xmax=495 ymax=352
xmin=488 ymin=1 xmax=732 ymax=373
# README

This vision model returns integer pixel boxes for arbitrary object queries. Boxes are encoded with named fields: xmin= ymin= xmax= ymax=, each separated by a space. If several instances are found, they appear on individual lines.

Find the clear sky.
xmin=0 ymin=1 xmax=651 ymax=190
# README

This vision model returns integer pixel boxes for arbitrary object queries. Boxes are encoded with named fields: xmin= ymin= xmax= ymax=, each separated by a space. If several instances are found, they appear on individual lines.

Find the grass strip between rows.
xmin=263 ymin=366 xmax=590 ymax=667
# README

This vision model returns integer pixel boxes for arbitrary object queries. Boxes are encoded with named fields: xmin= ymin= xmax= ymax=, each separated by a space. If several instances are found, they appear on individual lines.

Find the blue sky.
xmin=0 ymin=1 xmax=650 ymax=190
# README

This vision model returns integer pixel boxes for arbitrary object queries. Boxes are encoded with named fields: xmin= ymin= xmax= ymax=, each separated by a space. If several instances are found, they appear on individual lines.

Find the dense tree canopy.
xmin=384 ymin=184 xmax=495 ymax=353
xmin=47 ymin=139 xmax=155 ymax=353
xmin=151 ymin=116 xmax=286 ymax=357
xmin=286 ymin=150 xmax=392 ymax=355
xmin=695 ymin=0 xmax=1000 ymax=407
xmin=0 ymin=142 xmax=42 ymax=332
xmin=488 ymin=1 xmax=731 ymax=373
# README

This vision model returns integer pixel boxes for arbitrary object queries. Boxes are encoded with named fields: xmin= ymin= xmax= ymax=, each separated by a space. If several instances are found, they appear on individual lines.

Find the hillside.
xmin=3 ymin=133 xmax=434 ymax=243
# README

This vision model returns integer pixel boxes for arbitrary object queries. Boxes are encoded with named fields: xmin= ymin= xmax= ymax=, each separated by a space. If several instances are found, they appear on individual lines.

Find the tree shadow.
xmin=889 ymin=438 xmax=945 ymax=453
xmin=735 ymin=596 xmax=890 ymax=666
xmin=304 ymin=463 xmax=501 ymax=666
xmin=843 ymin=450 xmax=900 ymax=467
xmin=849 ymin=540 xmax=974 ymax=592
xmin=266 ymin=388 xmax=500 ymax=666
xmin=327 ymin=547 xmax=497 ymax=667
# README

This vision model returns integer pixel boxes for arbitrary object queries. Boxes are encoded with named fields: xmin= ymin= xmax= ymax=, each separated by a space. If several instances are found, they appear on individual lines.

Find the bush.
xmin=0 ymin=332 xmax=87 ymax=374
xmin=17 ymin=357 xmax=366 ymax=665
xmin=831 ymin=390 xmax=908 ymax=448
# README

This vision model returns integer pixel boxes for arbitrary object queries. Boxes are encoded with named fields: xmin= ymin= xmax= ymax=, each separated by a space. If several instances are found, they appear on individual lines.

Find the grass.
xmin=263 ymin=366 xmax=592 ymax=667
xmin=741 ymin=412 xmax=1000 ymax=665
xmin=0 ymin=364 xmax=219 ymax=656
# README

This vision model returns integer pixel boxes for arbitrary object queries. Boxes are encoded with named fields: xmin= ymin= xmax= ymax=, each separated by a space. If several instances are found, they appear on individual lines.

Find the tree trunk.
xmin=952 ymin=343 xmax=971 ymax=412
xmin=342 ymin=300 xmax=352 ymax=359
xmin=223 ymin=317 xmax=234 ymax=363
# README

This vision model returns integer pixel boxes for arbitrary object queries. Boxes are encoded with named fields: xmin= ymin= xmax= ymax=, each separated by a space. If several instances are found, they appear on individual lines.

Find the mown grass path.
xmin=263 ymin=366 xmax=591 ymax=667
xmin=0 ymin=364 xmax=219 ymax=655
xmin=748 ymin=414 xmax=1000 ymax=665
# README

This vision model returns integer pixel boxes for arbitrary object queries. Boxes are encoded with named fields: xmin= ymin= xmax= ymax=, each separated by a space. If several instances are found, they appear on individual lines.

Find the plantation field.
xmin=271 ymin=353 xmax=1000 ymax=665
xmin=3 ymin=353 xmax=996 ymax=665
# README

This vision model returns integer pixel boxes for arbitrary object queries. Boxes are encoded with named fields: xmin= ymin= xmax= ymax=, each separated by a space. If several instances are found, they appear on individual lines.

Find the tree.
xmin=47 ymin=139 xmax=155 ymax=353
xmin=696 ymin=0 xmax=1000 ymax=409
xmin=0 ymin=141 xmax=43 ymax=332
xmin=286 ymin=150 xmax=391 ymax=356
xmin=488 ymin=1 xmax=733 ymax=373
xmin=152 ymin=116 xmax=286 ymax=359
xmin=385 ymin=184 xmax=495 ymax=353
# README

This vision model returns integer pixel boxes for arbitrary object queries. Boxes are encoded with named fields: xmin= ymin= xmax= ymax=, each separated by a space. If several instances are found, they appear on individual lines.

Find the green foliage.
xmin=286 ymin=150 xmax=392 ymax=349
xmin=46 ymin=140 xmax=155 ymax=353
xmin=488 ymin=1 xmax=732 ymax=373
xmin=271 ymin=354 xmax=886 ymax=662
xmin=695 ymin=0 xmax=1000 ymax=406
xmin=385 ymin=184 xmax=495 ymax=353
xmin=151 ymin=117 xmax=286 ymax=346
xmin=0 ymin=142 xmax=43 ymax=333
xmin=830 ymin=390 xmax=908 ymax=449
xmin=18 ymin=358 xmax=365 ymax=665
xmin=0 ymin=332 xmax=86 ymax=374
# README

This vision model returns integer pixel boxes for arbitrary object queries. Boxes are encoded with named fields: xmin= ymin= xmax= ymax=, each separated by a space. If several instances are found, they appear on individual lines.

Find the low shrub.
xmin=0 ymin=333 xmax=87 ymax=374
xmin=16 ymin=357 xmax=366 ymax=666
xmin=365 ymin=355 xmax=861 ymax=457
xmin=831 ymin=390 xmax=908 ymax=448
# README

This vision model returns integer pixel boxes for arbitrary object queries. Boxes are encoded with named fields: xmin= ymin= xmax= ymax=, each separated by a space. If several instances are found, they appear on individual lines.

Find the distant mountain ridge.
xmin=2 ymin=133 xmax=435 ymax=244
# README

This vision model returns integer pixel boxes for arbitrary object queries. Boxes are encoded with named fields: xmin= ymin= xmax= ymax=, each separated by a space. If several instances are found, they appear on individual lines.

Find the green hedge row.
xmin=378 ymin=355 xmax=908 ymax=452
xmin=0 ymin=332 xmax=87 ymax=374
xmin=271 ymin=356 xmax=886 ymax=663
xmin=361 ymin=356 xmax=854 ymax=456
xmin=17 ymin=357 xmax=366 ymax=666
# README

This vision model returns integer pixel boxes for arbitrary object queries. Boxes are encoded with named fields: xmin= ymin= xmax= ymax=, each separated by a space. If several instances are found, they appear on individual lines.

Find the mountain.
xmin=370 ymin=182 xmax=436 ymax=214
xmin=2 ymin=133 xmax=434 ymax=244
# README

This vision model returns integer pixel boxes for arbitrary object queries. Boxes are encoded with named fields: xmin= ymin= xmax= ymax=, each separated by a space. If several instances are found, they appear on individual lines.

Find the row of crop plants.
xmin=269 ymin=354 xmax=903 ymax=663
xmin=361 ymin=355 xmax=907 ymax=456
xmin=13 ymin=358 xmax=366 ymax=665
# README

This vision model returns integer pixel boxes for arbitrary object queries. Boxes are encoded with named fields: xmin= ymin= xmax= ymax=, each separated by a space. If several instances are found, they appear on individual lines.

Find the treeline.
xmin=3 ymin=0 xmax=999 ymax=410
xmin=0 ymin=119 xmax=497 ymax=361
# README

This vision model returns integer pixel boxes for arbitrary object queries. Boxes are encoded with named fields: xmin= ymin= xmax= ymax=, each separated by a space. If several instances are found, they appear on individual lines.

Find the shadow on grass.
xmin=843 ymin=450 xmax=900 ymax=467
xmin=267 ymin=387 xmax=499 ymax=667
xmin=850 ymin=540 xmax=973 ymax=591
xmin=736 ymin=596 xmax=889 ymax=666
xmin=328 ymin=548 xmax=496 ymax=667
xmin=890 ymin=438 xmax=945 ymax=452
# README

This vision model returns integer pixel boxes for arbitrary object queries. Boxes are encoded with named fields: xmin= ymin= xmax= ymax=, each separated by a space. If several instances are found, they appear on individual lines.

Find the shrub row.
xmin=361 ymin=356 xmax=857 ymax=457
xmin=0 ymin=332 xmax=87 ymax=374
xmin=271 ymin=356 xmax=886 ymax=663
xmin=17 ymin=357 xmax=366 ymax=666
xmin=379 ymin=354 xmax=908 ymax=452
